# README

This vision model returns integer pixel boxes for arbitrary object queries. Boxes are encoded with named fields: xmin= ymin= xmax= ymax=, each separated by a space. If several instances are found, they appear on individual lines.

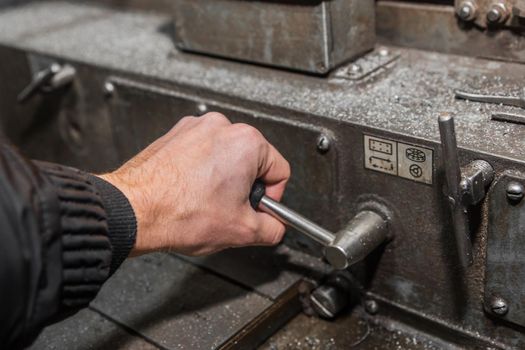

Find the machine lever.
xmin=438 ymin=114 xmax=494 ymax=268
xmin=250 ymin=181 xmax=389 ymax=270
xmin=17 ymin=63 xmax=76 ymax=104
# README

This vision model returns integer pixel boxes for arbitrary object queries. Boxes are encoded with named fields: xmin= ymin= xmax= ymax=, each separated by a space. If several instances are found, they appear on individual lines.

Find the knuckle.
xmin=174 ymin=116 xmax=198 ymax=129
xmin=233 ymin=123 xmax=262 ymax=140
xmin=233 ymin=124 xmax=267 ymax=151
xmin=179 ymin=115 xmax=198 ymax=124
xmin=268 ymin=224 xmax=285 ymax=245
xmin=202 ymin=112 xmax=230 ymax=124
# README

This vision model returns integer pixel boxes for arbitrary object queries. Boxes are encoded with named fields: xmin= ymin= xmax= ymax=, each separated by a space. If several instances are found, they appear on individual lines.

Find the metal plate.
xmin=91 ymin=253 xmax=273 ymax=350
xmin=29 ymin=309 xmax=158 ymax=350
xmin=485 ymin=172 xmax=525 ymax=327
xmin=107 ymin=77 xmax=339 ymax=256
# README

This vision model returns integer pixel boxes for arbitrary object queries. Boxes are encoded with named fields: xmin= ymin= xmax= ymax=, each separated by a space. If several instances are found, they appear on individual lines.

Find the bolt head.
xmin=103 ymin=82 xmax=115 ymax=97
xmin=486 ymin=3 xmax=508 ymax=24
xmin=490 ymin=296 xmax=508 ymax=316
xmin=364 ymin=299 xmax=379 ymax=315
xmin=350 ymin=64 xmax=362 ymax=74
xmin=487 ymin=8 xmax=501 ymax=22
xmin=316 ymin=135 xmax=331 ymax=153
xmin=506 ymin=182 xmax=524 ymax=203
xmin=457 ymin=1 xmax=477 ymax=21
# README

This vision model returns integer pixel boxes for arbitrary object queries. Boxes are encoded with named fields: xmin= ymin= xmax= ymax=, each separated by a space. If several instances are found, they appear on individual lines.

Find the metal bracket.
xmin=332 ymin=48 xmax=400 ymax=81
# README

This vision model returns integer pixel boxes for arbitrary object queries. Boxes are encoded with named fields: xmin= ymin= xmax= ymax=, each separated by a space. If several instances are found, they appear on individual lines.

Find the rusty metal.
xmin=377 ymin=1 xmax=525 ymax=63
xmin=172 ymin=0 xmax=376 ymax=74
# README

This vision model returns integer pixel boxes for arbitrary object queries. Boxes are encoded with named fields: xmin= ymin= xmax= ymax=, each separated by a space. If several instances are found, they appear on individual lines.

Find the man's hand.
xmin=100 ymin=113 xmax=291 ymax=256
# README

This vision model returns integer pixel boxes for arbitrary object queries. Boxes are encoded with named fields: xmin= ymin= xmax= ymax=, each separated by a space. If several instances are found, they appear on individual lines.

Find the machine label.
xmin=364 ymin=135 xmax=433 ymax=184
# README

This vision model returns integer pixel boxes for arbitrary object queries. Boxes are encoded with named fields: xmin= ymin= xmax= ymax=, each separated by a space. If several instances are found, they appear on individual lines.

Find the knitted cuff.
xmin=87 ymin=174 xmax=137 ymax=274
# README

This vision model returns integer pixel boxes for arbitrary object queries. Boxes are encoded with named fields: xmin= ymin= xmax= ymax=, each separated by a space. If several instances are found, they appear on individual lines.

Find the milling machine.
xmin=0 ymin=0 xmax=524 ymax=349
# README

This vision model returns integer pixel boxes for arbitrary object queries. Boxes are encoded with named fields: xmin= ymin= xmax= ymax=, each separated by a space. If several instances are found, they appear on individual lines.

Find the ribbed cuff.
xmin=87 ymin=175 xmax=137 ymax=274
xmin=37 ymin=162 xmax=112 ymax=309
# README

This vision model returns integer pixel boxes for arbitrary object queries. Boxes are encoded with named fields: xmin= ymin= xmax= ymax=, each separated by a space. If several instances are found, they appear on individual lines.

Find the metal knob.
xmin=250 ymin=181 xmax=389 ymax=269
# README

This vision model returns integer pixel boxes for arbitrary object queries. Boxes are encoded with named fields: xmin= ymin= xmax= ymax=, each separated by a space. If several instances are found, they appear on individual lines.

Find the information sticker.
xmin=364 ymin=135 xmax=433 ymax=184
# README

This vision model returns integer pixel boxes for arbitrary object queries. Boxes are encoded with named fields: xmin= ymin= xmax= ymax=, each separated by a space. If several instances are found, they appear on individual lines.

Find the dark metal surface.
xmin=90 ymin=253 xmax=274 ymax=350
xmin=485 ymin=173 xmax=525 ymax=328
xmin=180 ymin=246 xmax=329 ymax=301
xmin=172 ymin=0 xmax=375 ymax=74
xmin=260 ymin=308 xmax=447 ymax=350
xmin=29 ymin=309 xmax=158 ymax=350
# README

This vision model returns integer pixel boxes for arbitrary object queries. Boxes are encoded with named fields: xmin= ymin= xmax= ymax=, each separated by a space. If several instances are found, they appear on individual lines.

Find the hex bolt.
xmin=490 ymin=296 xmax=508 ymax=316
xmin=103 ymin=81 xmax=115 ymax=97
xmin=457 ymin=1 xmax=478 ymax=21
xmin=364 ymin=299 xmax=379 ymax=315
xmin=486 ymin=3 xmax=509 ymax=24
xmin=316 ymin=135 xmax=331 ymax=153
xmin=506 ymin=182 xmax=524 ymax=203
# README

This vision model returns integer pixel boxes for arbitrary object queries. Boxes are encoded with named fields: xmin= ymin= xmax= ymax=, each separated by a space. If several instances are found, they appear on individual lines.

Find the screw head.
xmin=316 ymin=135 xmax=331 ymax=153
xmin=197 ymin=103 xmax=208 ymax=115
xmin=506 ymin=182 xmax=524 ymax=203
xmin=457 ymin=2 xmax=477 ymax=21
xmin=364 ymin=299 xmax=379 ymax=315
xmin=103 ymin=82 xmax=115 ymax=97
xmin=490 ymin=296 xmax=508 ymax=316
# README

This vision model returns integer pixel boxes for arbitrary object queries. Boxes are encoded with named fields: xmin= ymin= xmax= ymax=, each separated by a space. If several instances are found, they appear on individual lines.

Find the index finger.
xmin=257 ymin=142 xmax=291 ymax=201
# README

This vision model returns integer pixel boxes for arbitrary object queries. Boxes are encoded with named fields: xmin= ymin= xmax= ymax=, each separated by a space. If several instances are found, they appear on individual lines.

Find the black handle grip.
xmin=250 ymin=180 xmax=266 ymax=210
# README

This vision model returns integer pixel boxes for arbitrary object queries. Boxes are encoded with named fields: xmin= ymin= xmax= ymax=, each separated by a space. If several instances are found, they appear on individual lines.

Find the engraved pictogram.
xmin=409 ymin=164 xmax=423 ymax=178
xmin=406 ymin=148 xmax=426 ymax=163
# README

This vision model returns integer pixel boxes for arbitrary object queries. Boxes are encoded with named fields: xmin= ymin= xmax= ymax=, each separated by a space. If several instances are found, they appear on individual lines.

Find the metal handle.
xmin=250 ymin=181 xmax=389 ymax=269
xmin=250 ymin=181 xmax=335 ymax=246
xmin=438 ymin=113 xmax=473 ymax=267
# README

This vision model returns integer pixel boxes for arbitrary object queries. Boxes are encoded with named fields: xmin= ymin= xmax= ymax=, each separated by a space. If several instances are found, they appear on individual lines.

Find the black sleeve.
xmin=0 ymin=143 xmax=137 ymax=349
